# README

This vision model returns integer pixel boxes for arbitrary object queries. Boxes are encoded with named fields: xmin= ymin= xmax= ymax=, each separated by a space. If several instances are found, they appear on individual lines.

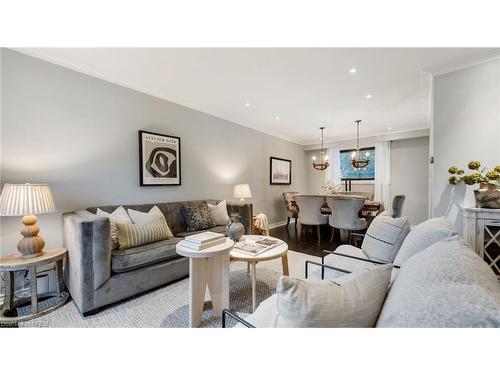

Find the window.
xmin=340 ymin=147 xmax=375 ymax=180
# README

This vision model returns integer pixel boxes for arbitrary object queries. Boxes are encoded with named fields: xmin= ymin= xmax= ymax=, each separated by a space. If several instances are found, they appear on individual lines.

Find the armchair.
xmin=282 ymin=192 xmax=299 ymax=229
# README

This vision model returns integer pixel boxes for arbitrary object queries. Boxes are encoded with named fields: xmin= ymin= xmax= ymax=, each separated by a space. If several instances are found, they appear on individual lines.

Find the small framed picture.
xmin=270 ymin=157 xmax=292 ymax=185
xmin=139 ymin=130 xmax=181 ymax=186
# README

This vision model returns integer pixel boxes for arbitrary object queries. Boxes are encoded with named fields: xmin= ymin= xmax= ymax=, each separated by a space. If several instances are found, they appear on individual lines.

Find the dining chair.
xmin=294 ymin=195 xmax=328 ymax=242
xmin=282 ymin=192 xmax=299 ymax=229
xmin=392 ymin=195 xmax=406 ymax=218
xmin=325 ymin=195 xmax=367 ymax=244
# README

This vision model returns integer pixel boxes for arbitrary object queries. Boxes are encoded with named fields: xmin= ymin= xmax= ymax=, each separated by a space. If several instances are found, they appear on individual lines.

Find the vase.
xmin=474 ymin=188 xmax=500 ymax=209
xmin=226 ymin=213 xmax=245 ymax=241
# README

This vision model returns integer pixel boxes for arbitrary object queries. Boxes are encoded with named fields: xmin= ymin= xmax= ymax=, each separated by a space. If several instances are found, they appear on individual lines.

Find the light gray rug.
xmin=19 ymin=250 xmax=319 ymax=328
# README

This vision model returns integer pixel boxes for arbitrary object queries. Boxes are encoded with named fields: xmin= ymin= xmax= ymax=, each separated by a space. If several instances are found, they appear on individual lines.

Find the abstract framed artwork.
xmin=270 ymin=157 xmax=292 ymax=185
xmin=139 ymin=130 xmax=181 ymax=186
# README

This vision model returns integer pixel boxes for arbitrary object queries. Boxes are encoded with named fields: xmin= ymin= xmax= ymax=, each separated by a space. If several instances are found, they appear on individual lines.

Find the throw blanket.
xmin=253 ymin=213 xmax=269 ymax=236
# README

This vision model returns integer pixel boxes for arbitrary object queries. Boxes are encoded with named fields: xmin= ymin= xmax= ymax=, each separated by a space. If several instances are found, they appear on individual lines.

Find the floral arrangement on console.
xmin=448 ymin=161 xmax=500 ymax=209
xmin=320 ymin=180 xmax=344 ymax=194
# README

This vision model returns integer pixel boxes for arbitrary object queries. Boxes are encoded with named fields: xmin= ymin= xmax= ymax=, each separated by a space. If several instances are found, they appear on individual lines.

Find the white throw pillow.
xmin=127 ymin=206 xmax=173 ymax=238
xmin=207 ymin=200 xmax=230 ymax=226
xmin=274 ymin=264 xmax=393 ymax=327
xmin=361 ymin=212 xmax=410 ymax=263
xmin=96 ymin=206 xmax=132 ymax=249
xmin=393 ymin=217 xmax=457 ymax=268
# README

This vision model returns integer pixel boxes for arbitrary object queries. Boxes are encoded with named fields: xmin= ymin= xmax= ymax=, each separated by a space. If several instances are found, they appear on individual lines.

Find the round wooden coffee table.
xmin=176 ymin=238 xmax=234 ymax=327
xmin=230 ymin=235 xmax=289 ymax=312
xmin=0 ymin=248 xmax=68 ymax=325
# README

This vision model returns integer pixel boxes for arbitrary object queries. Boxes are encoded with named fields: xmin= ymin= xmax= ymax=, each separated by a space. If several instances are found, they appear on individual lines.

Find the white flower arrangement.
xmin=320 ymin=180 xmax=344 ymax=194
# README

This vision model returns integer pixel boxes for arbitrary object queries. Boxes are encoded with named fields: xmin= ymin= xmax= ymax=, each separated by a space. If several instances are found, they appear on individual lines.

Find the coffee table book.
xmin=181 ymin=237 xmax=226 ymax=250
xmin=185 ymin=231 xmax=225 ymax=245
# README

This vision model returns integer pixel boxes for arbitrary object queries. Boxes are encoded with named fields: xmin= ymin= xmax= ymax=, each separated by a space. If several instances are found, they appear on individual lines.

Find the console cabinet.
xmin=461 ymin=207 xmax=500 ymax=276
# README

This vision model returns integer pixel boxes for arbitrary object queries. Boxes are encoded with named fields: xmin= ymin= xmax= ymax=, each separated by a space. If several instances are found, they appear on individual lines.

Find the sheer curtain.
xmin=325 ymin=147 xmax=342 ymax=184
xmin=374 ymin=141 xmax=391 ymax=210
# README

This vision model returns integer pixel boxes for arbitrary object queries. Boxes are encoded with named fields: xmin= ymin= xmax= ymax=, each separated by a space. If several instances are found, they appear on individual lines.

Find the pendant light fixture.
xmin=312 ymin=126 xmax=329 ymax=171
xmin=351 ymin=120 xmax=370 ymax=169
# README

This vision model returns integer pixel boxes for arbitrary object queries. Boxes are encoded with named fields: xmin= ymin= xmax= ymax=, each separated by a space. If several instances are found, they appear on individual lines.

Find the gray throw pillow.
xmin=361 ymin=213 xmax=410 ymax=263
xmin=182 ymin=202 xmax=216 ymax=232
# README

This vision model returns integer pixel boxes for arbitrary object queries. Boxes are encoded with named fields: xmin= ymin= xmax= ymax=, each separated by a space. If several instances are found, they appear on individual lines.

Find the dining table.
xmin=290 ymin=194 xmax=385 ymax=217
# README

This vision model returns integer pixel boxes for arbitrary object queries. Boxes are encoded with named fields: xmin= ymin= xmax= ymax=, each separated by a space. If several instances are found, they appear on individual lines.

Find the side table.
xmin=176 ymin=239 xmax=234 ymax=327
xmin=0 ymin=248 xmax=69 ymax=325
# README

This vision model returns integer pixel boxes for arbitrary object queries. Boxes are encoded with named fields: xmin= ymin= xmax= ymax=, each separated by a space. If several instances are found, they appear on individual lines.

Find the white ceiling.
xmin=15 ymin=47 xmax=500 ymax=145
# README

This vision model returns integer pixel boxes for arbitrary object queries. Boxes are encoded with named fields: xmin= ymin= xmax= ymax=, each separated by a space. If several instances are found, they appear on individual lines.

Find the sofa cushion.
xmin=393 ymin=216 xmax=457 ymax=268
xmin=318 ymin=245 xmax=380 ymax=280
xmin=116 ymin=217 xmax=173 ymax=250
xmin=377 ymin=236 xmax=500 ymax=327
xmin=361 ymin=213 xmax=410 ymax=263
xmin=96 ymin=206 xmax=132 ymax=249
xmin=175 ymin=225 xmax=227 ymax=238
xmin=182 ymin=202 xmax=216 ymax=232
xmin=274 ymin=264 xmax=393 ymax=327
xmin=128 ymin=205 xmax=174 ymax=237
xmin=111 ymin=237 xmax=183 ymax=273
xmin=207 ymin=200 xmax=230 ymax=226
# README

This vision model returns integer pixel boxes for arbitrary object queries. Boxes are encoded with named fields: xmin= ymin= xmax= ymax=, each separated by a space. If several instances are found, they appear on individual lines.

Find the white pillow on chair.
xmin=274 ymin=264 xmax=393 ymax=327
xmin=361 ymin=212 xmax=410 ymax=263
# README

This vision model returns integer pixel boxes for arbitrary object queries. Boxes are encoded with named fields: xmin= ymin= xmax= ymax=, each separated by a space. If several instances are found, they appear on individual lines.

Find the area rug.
xmin=19 ymin=250 xmax=320 ymax=328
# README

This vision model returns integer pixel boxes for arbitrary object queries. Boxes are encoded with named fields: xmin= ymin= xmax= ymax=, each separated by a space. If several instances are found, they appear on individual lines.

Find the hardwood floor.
xmin=269 ymin=224 xmax=340 ymax=258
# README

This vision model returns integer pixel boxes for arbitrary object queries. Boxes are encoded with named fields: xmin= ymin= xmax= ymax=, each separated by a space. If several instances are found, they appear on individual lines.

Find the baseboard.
xmin=268 ymin=220 xmax=288 ymax=229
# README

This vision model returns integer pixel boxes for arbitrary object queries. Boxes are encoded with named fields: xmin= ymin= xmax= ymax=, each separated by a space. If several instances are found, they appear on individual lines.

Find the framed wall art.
xmin=270 ymin=157 xmax=291 ymax=185
xmin=139 ymin=130 xmax=181 ymax=186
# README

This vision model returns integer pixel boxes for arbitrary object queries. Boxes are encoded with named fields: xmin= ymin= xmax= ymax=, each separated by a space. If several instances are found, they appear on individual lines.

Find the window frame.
xmin=340 ymin=146 xmax=376 ymax=181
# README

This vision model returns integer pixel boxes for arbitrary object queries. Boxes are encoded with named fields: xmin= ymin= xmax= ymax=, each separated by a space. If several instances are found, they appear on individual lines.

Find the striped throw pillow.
xmin=116 ymin=216 xmax=172 ymax=250
xmin=361 ymin=212 xmax=410 ymax=263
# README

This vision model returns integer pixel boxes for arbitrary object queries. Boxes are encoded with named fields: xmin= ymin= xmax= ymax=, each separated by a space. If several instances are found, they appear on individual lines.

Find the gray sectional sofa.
xmin=62 ymin=199 xmax=252 ymax=316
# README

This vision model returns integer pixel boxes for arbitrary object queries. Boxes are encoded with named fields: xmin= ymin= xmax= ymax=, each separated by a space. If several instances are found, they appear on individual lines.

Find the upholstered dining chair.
xmin=392 ymin=195 xmax=406 ymax=218
xmin=282 ymin=192 xmax=299 ymax=229
xmin=326 ymin=195 xmax=367 ymax=244
xmin=294 ymin=194 xmax=328 ymax=242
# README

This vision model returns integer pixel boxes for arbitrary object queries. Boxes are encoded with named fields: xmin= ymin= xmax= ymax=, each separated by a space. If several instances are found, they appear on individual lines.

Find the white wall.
xmin=305 ymin=136 xmax=430 ymax=224
xmin=432 ymin=59 xmax=500 ymax=228
xmin=390 ymin=137 xmax=430 ymax=224
xmin=0 ymin=49 xmax=306 ymax=256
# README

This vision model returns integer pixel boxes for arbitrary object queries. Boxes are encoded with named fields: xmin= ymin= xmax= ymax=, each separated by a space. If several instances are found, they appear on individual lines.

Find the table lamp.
xmin=0 ymin=183 xmax=56 ymax=258
xmin=233 ymin=184 xmax=252 ymax=202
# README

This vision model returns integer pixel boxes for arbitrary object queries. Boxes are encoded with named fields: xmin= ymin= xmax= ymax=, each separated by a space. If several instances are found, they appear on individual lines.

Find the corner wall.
xmin=431 ymin=59 xmax=500 ymax=228
xmin=0 ymin=49 xmax=306 ymax=256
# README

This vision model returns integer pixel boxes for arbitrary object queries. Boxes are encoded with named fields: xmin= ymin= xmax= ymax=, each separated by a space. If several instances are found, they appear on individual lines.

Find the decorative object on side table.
xmin=270 ymin=157 xmax=292 ymax=184
xmin=226 ymin=213 xmax=245 ymax=241
xmin=448 ymin=162 xmax=500 ymax=209
xmin=139 ymin=130 xmax=181 ymax=186
xmin=0 ymin=248 xmax=68 ymax=325
xmin=233 ymin=183 xmax=252 ymax=202
xmin=0 ymin=183 xmax=57 ymax=258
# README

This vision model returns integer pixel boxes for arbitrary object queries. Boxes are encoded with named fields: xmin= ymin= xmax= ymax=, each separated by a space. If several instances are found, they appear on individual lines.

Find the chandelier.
xmin=351 ymin=120 xmax=370 ymax=169
xmin=312 ymin=126 xmax=329 ymax=171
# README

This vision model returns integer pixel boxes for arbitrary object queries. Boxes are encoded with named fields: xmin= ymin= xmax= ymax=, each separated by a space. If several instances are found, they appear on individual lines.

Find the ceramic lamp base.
xmin=17 ymin=215 xmax=45 ymax=258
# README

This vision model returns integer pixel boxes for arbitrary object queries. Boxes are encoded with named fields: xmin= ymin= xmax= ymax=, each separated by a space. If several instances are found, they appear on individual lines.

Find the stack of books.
xmin=233 ymin=237 xmax=282 ymax=256
xmin=182 ymin=231 xmax=226 ymax=250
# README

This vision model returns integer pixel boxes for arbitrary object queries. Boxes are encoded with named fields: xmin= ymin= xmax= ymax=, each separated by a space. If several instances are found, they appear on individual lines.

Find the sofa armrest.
xmin=226 ymin=201 xmax=253 ymax=235
xmin=222 ymin=309 xmax=255 ymax=328
xmin=305 ymin=260 xmax=351 ymax=280
xmin=62 ymin=212 xmax=111 ymax=314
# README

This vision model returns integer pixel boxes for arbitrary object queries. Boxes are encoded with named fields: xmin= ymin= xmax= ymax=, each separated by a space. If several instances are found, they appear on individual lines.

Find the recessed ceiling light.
xmin=245 ymin=102 xmax=251 ymax=107
xmin=275 ymin=116 xmax=280 ymax=120
xmin=349 ymin=68 xmax=357 ymax=74
xmin=387 ymin=126 xmax=392 ymax=130
xmin=365 ymin=94 xmax=373 ymax=99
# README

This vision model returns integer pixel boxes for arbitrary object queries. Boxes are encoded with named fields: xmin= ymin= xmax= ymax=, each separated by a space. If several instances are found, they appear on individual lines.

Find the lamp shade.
xmin=0 ymin=183 xmax=56 ymax=216
xmin=233 ymin=184 xmax=252 ymax=199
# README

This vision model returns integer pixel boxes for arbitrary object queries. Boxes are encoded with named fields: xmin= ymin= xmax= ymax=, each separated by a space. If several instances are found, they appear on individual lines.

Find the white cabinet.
xmin=461 ymin=207 xmax=500 ymax=276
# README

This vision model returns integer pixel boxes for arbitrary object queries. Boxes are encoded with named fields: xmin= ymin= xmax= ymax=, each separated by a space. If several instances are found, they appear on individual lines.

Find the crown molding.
xmin=423 ymin=48 xmax=500 ymax=76
xmin=302 ymin=128 xmax=430 ymax=151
